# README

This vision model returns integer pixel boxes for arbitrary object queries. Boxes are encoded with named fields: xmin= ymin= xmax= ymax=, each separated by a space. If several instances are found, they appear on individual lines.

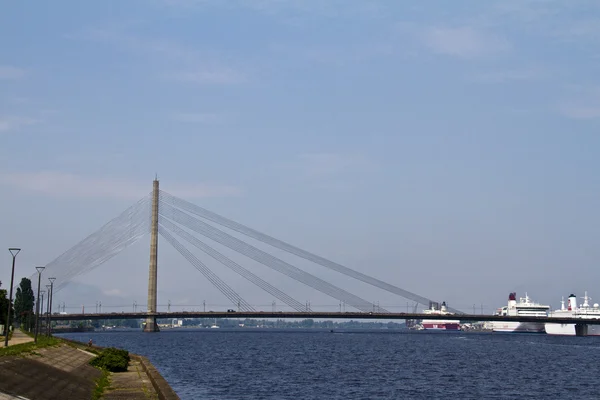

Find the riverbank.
xmin=0 ymin=333 xmax=179 ymax=399
xmin=61 ymin=337 xmax=180 ymax=399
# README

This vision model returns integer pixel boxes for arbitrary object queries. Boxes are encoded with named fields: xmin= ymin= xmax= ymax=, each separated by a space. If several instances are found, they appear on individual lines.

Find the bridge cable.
xmin=158 ymin=225 xmax=255 ymax=312
xmin=159 ymin=204 xmax=384 ymax=313
xmin=51 ymin=197 xmax=150 ymax=290
xmin=159 ymin=207 xmax=380 ymax=313
xmin=161 ymin=218 xmax=307 ymax=312
xmin=160 ymin=191 xmax=459 ymax=313
xmin=36 ymin=195 xmax=151 ymax=293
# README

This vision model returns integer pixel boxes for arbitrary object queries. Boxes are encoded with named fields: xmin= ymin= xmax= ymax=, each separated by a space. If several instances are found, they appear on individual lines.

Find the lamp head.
xmin=48 ymin=277 xmax=56 ymax=283
xmin=36 ymin=266 xmax=45 ymax=273
xmin=8 ymin=248 xmax=21 ymax=257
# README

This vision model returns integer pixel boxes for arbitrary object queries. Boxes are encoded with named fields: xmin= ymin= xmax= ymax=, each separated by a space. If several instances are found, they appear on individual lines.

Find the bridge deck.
xmin=48 ymin=311 xmax=600 ymax=325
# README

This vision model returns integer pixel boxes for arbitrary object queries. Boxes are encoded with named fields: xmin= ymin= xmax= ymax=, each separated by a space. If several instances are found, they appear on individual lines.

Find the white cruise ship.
xmin=545 ymin=292 xmax=600 ymax=336
xmin=419 ymin=301 xmax=461 ymax=331
xmin=491 ymin=292 xmax=550 ymax=333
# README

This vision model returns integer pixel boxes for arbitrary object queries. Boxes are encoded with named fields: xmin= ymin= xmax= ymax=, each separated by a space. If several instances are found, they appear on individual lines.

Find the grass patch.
xmin=62 ymin=340 xmax=98 ymax=353
xmin=89 ymin=347 xmax=130 ymax=372
xmin=91 ymin=369 xmax=111 ymax=400
xmin=20 ymin=328 xmax=34 ymax=337
xmin=0 ymin=335 xmax=61 ymax=357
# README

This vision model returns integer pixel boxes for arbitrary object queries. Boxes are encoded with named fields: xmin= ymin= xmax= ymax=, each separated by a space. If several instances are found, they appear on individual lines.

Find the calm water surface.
xmin=59 ymin=329 xmax=600 ymax=399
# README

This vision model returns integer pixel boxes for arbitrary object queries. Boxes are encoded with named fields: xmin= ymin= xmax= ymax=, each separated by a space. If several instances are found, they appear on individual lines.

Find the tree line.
xmin=0 ymin=277 xmax=36 ymax=332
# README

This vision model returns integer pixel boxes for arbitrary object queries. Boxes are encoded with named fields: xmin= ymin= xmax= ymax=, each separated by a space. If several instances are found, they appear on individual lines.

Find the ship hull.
xmin=491 ymin=321 xmax=546 ymax=333
xmin=421 ymin=321 xmax=461 ymax=330
xmin=545 ymin=323 xmax=600 ymax=336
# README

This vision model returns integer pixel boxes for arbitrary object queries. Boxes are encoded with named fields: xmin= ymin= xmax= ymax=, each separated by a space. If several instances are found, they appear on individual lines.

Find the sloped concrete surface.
xmin=0 ymin=345 xmax=100 ymax=399
xmin=0 ymin=339 xmax=176 ymax=400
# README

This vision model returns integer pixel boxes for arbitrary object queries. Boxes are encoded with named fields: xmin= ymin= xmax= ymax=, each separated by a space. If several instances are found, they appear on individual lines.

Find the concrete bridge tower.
xmin=144 ymin=178 xmax=160 ymax=332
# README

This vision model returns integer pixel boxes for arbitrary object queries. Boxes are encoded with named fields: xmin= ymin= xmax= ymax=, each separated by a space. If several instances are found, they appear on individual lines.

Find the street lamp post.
xmin=47 ymin=278 xmax=55 ymax=336
xmin=45 ymin=284 xmax=51 ymax=335
xmin=4 ymin=248 xmax=21 ymax=347
xmin=34 ymin=266 xmax=45 ymax=343
xmin=38 ymin=290 xmax=45 ymax=337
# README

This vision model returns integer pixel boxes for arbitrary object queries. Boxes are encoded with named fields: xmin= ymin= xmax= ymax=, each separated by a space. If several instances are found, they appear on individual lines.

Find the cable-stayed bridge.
xmin=35 ymin=179 xmax=461 ymax=329
xmin=33 ymin=179 xmax=600 ymax=336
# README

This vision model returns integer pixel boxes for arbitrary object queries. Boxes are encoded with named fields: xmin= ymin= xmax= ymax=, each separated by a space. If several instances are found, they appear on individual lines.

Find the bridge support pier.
xmin=575 ymin=323 xmax=588 ymax=337
xmin=144 ymin=178 xmax=160 ymax=332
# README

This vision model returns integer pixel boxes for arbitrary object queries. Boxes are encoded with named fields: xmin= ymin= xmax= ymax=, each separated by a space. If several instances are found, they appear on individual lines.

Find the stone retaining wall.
xmin=132 ymin=354 xmax=180 ymax=400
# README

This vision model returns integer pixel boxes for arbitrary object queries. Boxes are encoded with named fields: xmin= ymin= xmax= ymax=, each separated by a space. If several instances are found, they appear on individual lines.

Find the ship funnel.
xmin=441 ymin=301 xmax=447 ymax=312
xmin=508 ymin=292 xmax=517 ymax=308
xmin=568 ymin=294 xmax=577 ymax=310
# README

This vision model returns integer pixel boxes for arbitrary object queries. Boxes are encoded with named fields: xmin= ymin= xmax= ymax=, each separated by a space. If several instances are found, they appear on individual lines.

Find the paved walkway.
xmin=103 ymin=358 xmax=158 ymax=399
xmin=5 ymin=330 xmax=34 ymax=347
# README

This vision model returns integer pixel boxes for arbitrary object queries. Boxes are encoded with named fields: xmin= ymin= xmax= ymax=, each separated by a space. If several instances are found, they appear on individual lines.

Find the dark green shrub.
xmin=89 ymin=347 xmax=130 ymax=372
xmin=102 ymin=347 xmax=130 ymax=362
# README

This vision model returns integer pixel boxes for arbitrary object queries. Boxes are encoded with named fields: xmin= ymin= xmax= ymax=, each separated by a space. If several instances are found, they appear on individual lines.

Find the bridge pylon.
xmin=144 ymin=178 xmax=160 ymax=332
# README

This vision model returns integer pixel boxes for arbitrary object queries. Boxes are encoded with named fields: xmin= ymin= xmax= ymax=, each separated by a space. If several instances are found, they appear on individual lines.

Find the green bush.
xmin=89 ymin=347 xmax=130 ymax=372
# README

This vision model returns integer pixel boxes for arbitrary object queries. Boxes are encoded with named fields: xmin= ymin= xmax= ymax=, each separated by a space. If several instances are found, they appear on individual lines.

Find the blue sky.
xmin=1 ymin=0 xmax=600 ymax=313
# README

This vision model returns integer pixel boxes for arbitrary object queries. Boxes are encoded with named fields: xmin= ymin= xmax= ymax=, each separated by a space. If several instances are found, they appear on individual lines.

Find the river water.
xmin=58 ymin=329 xmax=600 ymax=399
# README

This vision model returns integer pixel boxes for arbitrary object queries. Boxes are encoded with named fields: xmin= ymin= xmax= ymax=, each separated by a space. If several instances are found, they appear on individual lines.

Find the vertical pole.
xmin=4 ymin=249 xmax=20 ymax=347
xmin=38 ymin=291 xmax=44 ymax=336
xmin=34 ymin=267 xmax=44 ymax=343
xmin=45 ymin=285 xmax=51 ymax=335
xmin=145 ymin=178 xmax=160 ymax=332
xmin=48 ymin=278 xmax=55 ymax=336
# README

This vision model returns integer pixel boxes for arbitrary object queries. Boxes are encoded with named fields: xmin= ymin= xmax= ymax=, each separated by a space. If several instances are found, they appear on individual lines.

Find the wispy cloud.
xmin=423 ymin=27 xmax=511 ymax=58
xmin=471 ymin=66 xmax=550 ymax=84
xmin=268 ymin=40 xmax=395 ymax=68
xmin=0 ymin=116 xmax=38 ymax=132
xmin=103 ymin=288 xmax=123 ymax=297
xmin=162 ymin=0 xmax=388 ymax=21
xmin=72 ymin=27 xmax=196 ymax=61
xmin=558 ymin=86 xmax=600 ymax=120
xmin=559 ymin=106 xmax=600 ymax=119
xmin=70 ymin=27 xmax=246 ymax=85
xmin=0 ymin=170 xmax=242 ymax=199
xmin=169 ymin=112 xmax=222 ymax=123
xmin=563 ymin=18 xmax=600 ymax=40
xmin=168 ymin=69 xmax=245 ymax=85
xmin=0 ymin=65 xmax=25 ymax=80
xmin=481 ymin=1 xmax=600 ymax=43
xmin=287 ymin=153 xmax=376 ymax=179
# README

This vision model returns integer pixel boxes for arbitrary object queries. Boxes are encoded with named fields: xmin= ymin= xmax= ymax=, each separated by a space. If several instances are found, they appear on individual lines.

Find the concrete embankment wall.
xmin=132 ymin=354 xmax=180 ymax=400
